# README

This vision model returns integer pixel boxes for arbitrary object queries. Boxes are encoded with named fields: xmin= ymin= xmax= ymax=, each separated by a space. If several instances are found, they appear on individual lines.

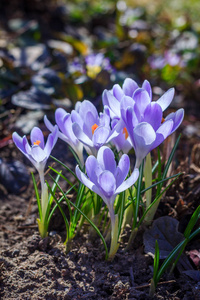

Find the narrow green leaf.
xmin=47 ymin=183 xmax=76 ymax=226
xmin=46 ymin=180 xmax=70 ymax=242
xmin=137 ymin=176 xmax=179 ymax=228
xmin=31 ymin=172 xmax=42 ymax=219
xmin=140 ymin=173 xmax=182 ymax=195
xmin=50 ymin=155 xmax=77 ymax=179
xmin=49 ymin=166 xmax=78 ymax=192
xmin=153 ymin=240 xmax=160 ymax=281
xmin=133 ymin=160 xmax=144 ymax=228
xmin=44 ymin=173 xmax=61 ymax=224
xmin=117 ymin=191 xmax=125 ymax=239
xmin=184 ymin=204 xmax=200 ymax=239
xmin=162 ymin=134 xmax=181 ymax=181
xmin=63 ymin=194 xmax=109 ymax=260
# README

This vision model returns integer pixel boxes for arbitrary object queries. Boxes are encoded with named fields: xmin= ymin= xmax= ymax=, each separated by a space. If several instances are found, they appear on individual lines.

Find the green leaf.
xmin=133 ymin=160 xmax=144 ymax=228
xmin=67 ymin=197 xmax=109 ymax=260
xmin=184 ymin=204 xmax=200 ymax=239
xmin=31 ymin=172 xmax=42 ymax=219
xmin=153 ymin=240 xmax=160 ymax=281
xmin=46 ymin=179 xmax=70 ymax=243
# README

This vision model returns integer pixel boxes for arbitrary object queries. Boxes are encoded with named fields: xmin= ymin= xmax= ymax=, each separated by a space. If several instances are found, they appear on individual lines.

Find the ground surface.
xmin=0 ymin=119 xmax=200 ymax=300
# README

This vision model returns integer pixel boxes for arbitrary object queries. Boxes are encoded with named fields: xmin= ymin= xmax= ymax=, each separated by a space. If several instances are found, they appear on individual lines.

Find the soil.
xmin=1 ymin=115 xmax=200 ymax=300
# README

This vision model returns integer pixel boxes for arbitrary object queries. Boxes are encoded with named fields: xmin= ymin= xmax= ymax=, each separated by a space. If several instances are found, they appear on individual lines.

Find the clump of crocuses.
xmin=12 ymin=77 xmax=184 ymax=259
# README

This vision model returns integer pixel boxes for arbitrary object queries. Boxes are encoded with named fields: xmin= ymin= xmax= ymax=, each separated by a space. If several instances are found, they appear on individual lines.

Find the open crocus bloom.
xmin=120 ymin=92 xmax=184 ymax=167
xmin=85 ymin=53 xmax=112 ymax=78
xmin=103 ymin=78 xmax=153 ymax=119
xmin=102 ymin=77 xmax=176 ymax=120
xmin=12 ymin=126 xmax=58 ymax=173
xmin=76 ymin=146 xmax=139 ymax=227
xmin=44 ymin=108 xmax=84 ymax=166
xmin=71 ymin=100 xmax=112 ymax=156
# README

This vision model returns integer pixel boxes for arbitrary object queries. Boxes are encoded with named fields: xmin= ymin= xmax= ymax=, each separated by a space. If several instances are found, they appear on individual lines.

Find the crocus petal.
xmin=79 ymin=100 xmax=98 ymax=121
xmin=31 ymin=145 xmax=47 ymax=163
xmin=30 ymin=127 xmax=45 ymax=149
xmin=120 ymin=95 xmax=135 ymax=122
xmin=122 ymin=78 xmax=138 ymax=97
xmin=55 ymin=108 xmax=68 ymax=133
xmin=102 ymin=89 xmax=109 ymax=106
xmin=98 ymin=171 xmax=116 ymax=198
xmin=75 ymin=165 xmax=102 ymax=197
xmin=150 ymin=120 xmax=174 ymax=151
xmin=115 ymin=154 xmax=130 ymax=188
xmin=165 ymin=108 xmax=184 ymax=133
xmin=97 ymin=146 xmax=116 ymax=173
xmin=44 ymin=115 xmax=55 ymax=133
xmin=133 ymin=122 xmax=156 ymax=167
xmin=12 ymin=132 xmax=28 ymax=155
xmin=92 ymin=126 xmax=110 ymax=149
xmin=71 ymin=110 xmax=83 ymax=129
xmin=115 ymin=168 xmax=139 ymax=195
xmin=113 ymin=84 xmax=124 ymax=101
xmin=107 ymin=119 xmax=124 ymax=143
xmin=62 ymin=114 xmax=78 ymax=144
xmin=99 ymin=112 xmax=110 ymax=128
xmin=83 ymin=111 xmax=98 ymax=138
xmin=85 ymin=155 xmax=103 ymax=185
xmin=143 ymin=102 xmax=162 ymax=131
xmin=156 ymin=88 xmax=174 ymax=112
xmin=111 ymin=132 xmax=132 ymax=154
xmin=44 ymin=125 xmax=58 ymax=157
xmin=126 ymin=104 xmax=140 ymax=130
xmin=133 ymin=88 xmax=151 ymax=116
xmin=72 ymin=123 xmax=93 ymax=147
xmin=103 ymin=91 xmax=121 ymax=118
xmin=142 ymin=80 xmax=152 ymax=100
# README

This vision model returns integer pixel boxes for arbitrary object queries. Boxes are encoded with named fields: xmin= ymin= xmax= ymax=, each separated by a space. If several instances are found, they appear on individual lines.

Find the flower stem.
xmin=37 ymin=169 xmax=49 ymax=238
xmin=108 ymin=207 xmax=119 ymax=260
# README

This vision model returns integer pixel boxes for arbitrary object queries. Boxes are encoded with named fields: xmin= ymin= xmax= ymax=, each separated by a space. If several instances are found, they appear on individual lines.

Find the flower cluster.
xmin=12 ymin=77 xmax=184 ymax=258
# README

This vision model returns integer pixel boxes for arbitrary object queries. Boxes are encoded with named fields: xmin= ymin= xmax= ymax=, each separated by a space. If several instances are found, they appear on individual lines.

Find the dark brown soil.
xmin=1 ymin=117 xmax=200 ymax=300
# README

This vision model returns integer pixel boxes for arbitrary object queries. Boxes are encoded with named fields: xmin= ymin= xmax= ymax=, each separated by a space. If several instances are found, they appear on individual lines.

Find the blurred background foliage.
xmin=0 ymin=0 xmax=200 ymax=138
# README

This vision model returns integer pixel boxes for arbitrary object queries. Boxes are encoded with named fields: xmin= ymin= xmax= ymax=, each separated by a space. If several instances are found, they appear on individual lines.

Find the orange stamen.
xmin=161 ymin=117 xmax=165 ymax=123
xmin=34 ymin=140 xmax=41 ymax=146
xmin=123 ymin=127 xmax=129 ymax=140
xmin=91 ymin=123 xmax=98 ymax=135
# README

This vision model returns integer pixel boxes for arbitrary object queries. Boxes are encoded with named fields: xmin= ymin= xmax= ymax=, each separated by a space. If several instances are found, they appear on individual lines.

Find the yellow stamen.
xmin=123 ymin=127 xmax=129 ymax=140
xmin=87 ymin=65 xmax=102 ymax=79
xmin=161 ymin=117 xmax=165 ymax=123
xmin=92 ymin=123 xmax=99 ymax=135
xmin=34 ymin=140 xmax=41 ymax=146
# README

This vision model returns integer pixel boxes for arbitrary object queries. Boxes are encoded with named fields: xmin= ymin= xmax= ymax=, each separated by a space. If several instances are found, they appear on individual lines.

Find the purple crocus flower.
xmin=71 ymin=100 xmax=112 ymax=156
xmin=120 ymin=89 xmax=184 ymax=167
xmin=102 ymin=78 xmax=152 ymax=119
xmin=85 ymin=53 xmax=113 ymax=78
xmin=76 ymin=146 xmax=139 ymax=232
xmin=12 ymin=126 xmax=58 ymax=174
xmin=44 ymin=108 xmax=84 ymax=166
xmin=13 ymin=126 xmax=58 ymax=235
xmin=148 ymin=51 xmax=185 ymax=70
